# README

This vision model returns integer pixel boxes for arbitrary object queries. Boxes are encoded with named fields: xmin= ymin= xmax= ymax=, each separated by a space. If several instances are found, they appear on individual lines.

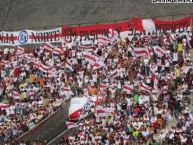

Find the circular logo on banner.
xmin=18 ymin=31 xmax=28 ymax=44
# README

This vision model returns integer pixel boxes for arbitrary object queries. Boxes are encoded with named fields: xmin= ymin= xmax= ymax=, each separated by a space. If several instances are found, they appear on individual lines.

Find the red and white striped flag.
xmin=122 ymin=84 xmax=134 ymax=94
xmin=95 ymin=105 xmax=115 ymax=117
xmin=65 ymin=121 xmax=77 ymax=129
xmin=65 ymin=60 xmax=73 ymax=71
xmin=43 ymin=43 xmax=54 ymax=52
xmin=140 ymin=82 xmax=152 ymax=93
xmin=134 ymin=47 xmax=147 ymax=57
xmin=12 ymin=91 xmax=21 ymax=99
xmin=84 ymin=53 xmax=98 ymax=64
xmin=47 ymin=69 xmax=55 ymax=75
xmin=39 ymin=63 xmax=50 ymax=73
xmin=99 ymin=83 xmax=109 ymax=90
xmin=92 ymin=59 xmax=105 ymax=70
xmin=33 ymin=61 xmax=40 ymax=69
xmin=98 ymin=37 xmax=112 ymax=46
xmin=0 ymin=102 xmax=10 ymax=109
xmin=16 ymin=46 xmax=25 ymax=55
xmin=17 ymin=53 xmax=26 ymax=59
xmin=53 ymin=47 xmax=64 ymax=55
xmin=0 ymin=60 xmax=10 ymax=66
xmin=97 ymin=29 xmax=118 ymax=46
xmin=146 ymin=46 xmax=153 ymax=58
xmin=154 ymin=46 xmax=166 ymax=57
xmin=108 ymin=69 xmax=118 ymax=79
xmin=134 ymin=80 xmax=141 ymax=87
xmin=63 ymin=87 xmax=74 ymax=96
xmin=80 ymin=45 xmax=94 ymax=51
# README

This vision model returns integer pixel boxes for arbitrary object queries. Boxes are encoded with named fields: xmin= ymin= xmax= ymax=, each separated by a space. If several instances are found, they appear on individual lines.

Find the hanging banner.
xmin=62 ymin=16 xmax=192 ymax=45
xmin=0 ymin=16 xmax=191 ymax=46
xmin=24 ymin=28 xmax=62 ymax=44
xmin=0 ymin=31 xmax=20 ymax=46
xmin=132 ymin=16 xmax=192 ymax=34
xmin=153 ymin=16 xmax=192 ymax=33
xmin=62 ymin=21 xmax=135 ymax=44
xmin=0 ymin=28 xmax=63 ymax=46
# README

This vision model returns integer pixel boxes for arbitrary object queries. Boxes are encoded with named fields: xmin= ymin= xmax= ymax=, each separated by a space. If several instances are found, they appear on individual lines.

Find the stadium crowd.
xmin=57 ymin=32 xmax=193 ymax=145
xmin=0 ymin=30 xmax=192 ymax=145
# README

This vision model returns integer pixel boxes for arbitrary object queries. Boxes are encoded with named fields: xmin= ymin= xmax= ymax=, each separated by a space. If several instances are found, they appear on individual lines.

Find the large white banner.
xmin=0 ymin=31 xmax=20 ymax=46
xmin=23 ymin=28 xmax=62 ymax=44
xmin=0 ymin=28 xmax=62 ymax=46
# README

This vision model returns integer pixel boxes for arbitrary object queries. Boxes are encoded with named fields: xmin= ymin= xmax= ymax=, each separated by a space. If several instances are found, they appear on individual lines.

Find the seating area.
xmin=0 ymin=27 xmax=192 ymax=144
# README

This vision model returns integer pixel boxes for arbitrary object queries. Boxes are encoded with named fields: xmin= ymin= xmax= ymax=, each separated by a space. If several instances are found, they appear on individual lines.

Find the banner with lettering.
xmin=0 ymin=16 xmax=191 ymax=46
xmin=62 ymin=21 xmax=136 ymax=44
xmin=132 ymin=16 xmax=192 ymax=34
xmin=154 ymin=16 xmax=192 ymax=33
xmin=0 ymin=31 xmax=20 ymax=46
xmin=0 ymin=28 xmax=62 ymax=46
xmin=24 ymin=28 xmax=62 ymax=44
xmin=62 ymin=16 xmax=192 ymax=45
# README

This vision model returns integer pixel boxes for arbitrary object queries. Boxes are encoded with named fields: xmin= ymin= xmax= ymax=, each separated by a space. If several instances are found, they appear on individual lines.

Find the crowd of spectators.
xmin=57 ymin=32 xmax=193 ymax=145
xmin=0 ymin=30 xmax=193 ymax=145
xmin=0 ymin=45 xmax=68 ymax=144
